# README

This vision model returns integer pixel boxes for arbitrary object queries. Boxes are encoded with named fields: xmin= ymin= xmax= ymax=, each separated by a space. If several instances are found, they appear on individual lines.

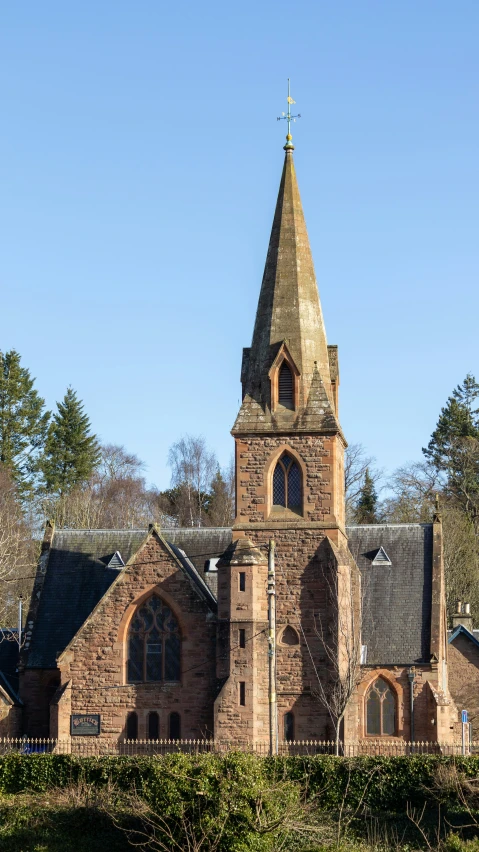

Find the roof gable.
xmin=448 ymin=624 xmax=479 ymax=650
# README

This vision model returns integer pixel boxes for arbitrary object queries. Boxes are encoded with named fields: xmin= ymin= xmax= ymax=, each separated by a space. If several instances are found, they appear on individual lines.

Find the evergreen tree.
xmin=423 ymin=374 xmax=479 ymax=521
xmin=41 ymin=387 xmax=100 ymax=496
xmin=354 ymin=468 xmax=379 ymax=524
xmin=0 ymin=349 xmax=50 ymax=494
xmin=423 ymin=373 xmax=479 ymax=471
xmin=206 ymin=469 xmax=234 ymax=526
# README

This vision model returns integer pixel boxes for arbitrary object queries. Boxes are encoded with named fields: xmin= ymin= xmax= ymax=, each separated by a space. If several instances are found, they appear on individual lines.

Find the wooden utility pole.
xmin=268 ymin=539 xmax=278 ymax=755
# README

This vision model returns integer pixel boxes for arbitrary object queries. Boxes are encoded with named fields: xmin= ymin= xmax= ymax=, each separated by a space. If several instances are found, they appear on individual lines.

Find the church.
xmin=14 ymin=118 xmax=461 ymax=749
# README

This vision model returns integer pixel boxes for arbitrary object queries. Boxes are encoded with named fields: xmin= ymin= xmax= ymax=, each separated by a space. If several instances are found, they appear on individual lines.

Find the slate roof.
xmin=25 ymin=528 xmax=222 ymax=670
xmin=347 ymin=524 xmax=433 ymax=666
xmin=0 ymin=630 xmax=21 ymax=703
xmin=25 ymin=523 xmax=434 ymax=671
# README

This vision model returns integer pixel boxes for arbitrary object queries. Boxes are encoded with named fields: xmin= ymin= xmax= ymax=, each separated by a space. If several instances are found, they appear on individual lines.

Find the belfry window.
xmin=365 ymin=678 xmax=396 ymax=736
xmin=272 ymin=452 xmax=302 ymax=511
xmin=127 ymin=595 xmax=181 ymax=683
xmin=278 ymin=362 xmax=294 ymax=409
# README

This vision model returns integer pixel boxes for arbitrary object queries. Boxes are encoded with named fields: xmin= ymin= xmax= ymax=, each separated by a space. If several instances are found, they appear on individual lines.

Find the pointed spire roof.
xmin=233 ymin=146 xmax=341 ymax=435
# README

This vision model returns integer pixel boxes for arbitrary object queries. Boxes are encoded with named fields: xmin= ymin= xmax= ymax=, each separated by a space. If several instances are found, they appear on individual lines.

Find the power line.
xmin=8 ymin=543 xmax=270 ymax=582
xmin=58 ymin=627 xmax=268 ymax=693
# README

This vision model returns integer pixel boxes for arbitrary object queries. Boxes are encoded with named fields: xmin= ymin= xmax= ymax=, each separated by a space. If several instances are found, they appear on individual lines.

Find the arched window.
xmin=280 ymin=625 xmax=300 ymax=646
xmin=284 ymin=712 xmax=295 ymax=742
xmin=127 ymin=596 xmax=181 ymax=683
xmin=365 ymin=678 xmax=396 ymax=736
xmin=148 ymin=711 xmax=159 ymax=740
xmin=278 ymin=362 xmax=294 ymax=409
xmin=272 ymin=452 xmax=302 ymax=511
xmin=169 ymin=712 xmax=181 ymax=740
xmin=126 ymin=711 xmax=138 ymax=741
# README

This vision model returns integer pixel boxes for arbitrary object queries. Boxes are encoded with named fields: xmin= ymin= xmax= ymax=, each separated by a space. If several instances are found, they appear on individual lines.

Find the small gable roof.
xmin=448 ymin=625 xmax=479 ymax=650
xmin=25 ymin=527 xmax=220 ymax=670
xmin=347 ymin=524 xmax=433 ymax=666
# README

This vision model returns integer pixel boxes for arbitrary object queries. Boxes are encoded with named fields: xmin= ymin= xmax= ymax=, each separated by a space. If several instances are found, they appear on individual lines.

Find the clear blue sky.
xmin=0 ymin=1 xmax=477 ymax=489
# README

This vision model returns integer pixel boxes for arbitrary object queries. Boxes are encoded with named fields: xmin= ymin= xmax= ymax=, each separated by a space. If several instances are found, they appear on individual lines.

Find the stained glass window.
xmin=365 ymin=678 xmax=396 ymax=736
xmin=127 ymin=596 xmax=181 ymax=683
xmin=272 ymin=452 xmax=302 ymax=512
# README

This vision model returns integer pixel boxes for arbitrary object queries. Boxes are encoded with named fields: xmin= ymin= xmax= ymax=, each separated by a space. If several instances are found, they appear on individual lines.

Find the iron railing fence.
xmin=0 ymin=738 xmax=476 ymax=757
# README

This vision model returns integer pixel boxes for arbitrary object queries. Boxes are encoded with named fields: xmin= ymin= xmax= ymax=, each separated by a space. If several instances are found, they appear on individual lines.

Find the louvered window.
xmin=127 ymin=595 xmax=181 ymax=683
xmin=272 ymin=452 xmax=302 ymax=512
xmin=278 ymin=362 xmax=294 ymax=409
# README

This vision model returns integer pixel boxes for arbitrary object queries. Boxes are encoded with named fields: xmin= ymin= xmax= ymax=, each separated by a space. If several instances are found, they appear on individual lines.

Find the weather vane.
xmin=277 ymin=79 xmax=301 ymax=149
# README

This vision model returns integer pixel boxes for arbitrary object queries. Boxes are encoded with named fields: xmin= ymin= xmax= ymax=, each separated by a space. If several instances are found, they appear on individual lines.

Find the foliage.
xmin=40 ymin=444 xmax=165 ymax=530
xmin=2 ymin=756 xmax=479 ymax=850
xmin=344 ymin=444 xmax=382 ymax=525
xmin=0 ymin=465 xmax=37 ymax=625
xmin=40 ymin=387 xmax=100 ymax=497
xmin=0 ymin=350 xmax=50 ymax=495
xmin=352 ymin=470 xmax=379 ymax=524
xmin=167 ymin=434 xmax=218 ymax=527
xmin=423 ymin=374 xmax=479 ymax=523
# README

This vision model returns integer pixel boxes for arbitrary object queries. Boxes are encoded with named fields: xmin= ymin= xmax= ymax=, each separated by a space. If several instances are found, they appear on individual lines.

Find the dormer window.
xmin=278 ymin=362 xmax=294 ymax=409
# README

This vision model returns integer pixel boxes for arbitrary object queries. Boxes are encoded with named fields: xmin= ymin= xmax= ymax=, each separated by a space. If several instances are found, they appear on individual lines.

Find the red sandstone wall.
xmin=54 ymin=533 xmax=216 ymax=742
xmin=448 ymin=637 xmax=479 ymax=738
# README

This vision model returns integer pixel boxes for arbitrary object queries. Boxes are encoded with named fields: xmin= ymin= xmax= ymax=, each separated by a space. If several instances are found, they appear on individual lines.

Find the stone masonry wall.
xmin=448 ymin=636 xmax=479 ymax=739
xmin=55 ymin=533 xmax=216 ymax=742
xmin=234 ymin=434 xmax=345 ymax=532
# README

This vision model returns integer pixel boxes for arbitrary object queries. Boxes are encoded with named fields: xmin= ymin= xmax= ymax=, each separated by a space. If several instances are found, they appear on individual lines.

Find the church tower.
xmin=215 ymin=97 xmax=360 ymax=746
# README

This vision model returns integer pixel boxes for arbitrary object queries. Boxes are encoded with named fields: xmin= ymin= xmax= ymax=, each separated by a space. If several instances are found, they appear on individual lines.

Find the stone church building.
xmin=16 ymin=130 xmax=460 ymax=747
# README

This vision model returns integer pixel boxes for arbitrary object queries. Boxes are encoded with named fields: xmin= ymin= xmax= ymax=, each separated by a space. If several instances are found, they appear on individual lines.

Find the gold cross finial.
xmin=277 ymin=79 xmax=301 ymax=150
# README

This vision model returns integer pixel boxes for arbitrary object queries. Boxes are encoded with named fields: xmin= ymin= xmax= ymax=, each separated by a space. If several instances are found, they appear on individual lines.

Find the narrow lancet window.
xmin=272 ymin=452 xmax=302 ymax=512
xmin=278 ymin=362 xmax=294 ymax=409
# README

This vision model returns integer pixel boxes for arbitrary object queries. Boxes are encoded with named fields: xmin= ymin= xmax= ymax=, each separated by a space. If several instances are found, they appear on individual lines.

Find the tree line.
xmin=347 ymin=373 xmax=479 ymax=622
xmin=1 ymin=347 xmax=478 ymax=627
xmin=0 ymin=349 xmax=233 ymax=625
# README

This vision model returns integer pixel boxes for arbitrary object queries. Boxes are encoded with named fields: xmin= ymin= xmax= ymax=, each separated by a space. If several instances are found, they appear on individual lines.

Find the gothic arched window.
xmin=278 ymin=362 xmax=294 ymax=409
xmin=127 ymin=596 xmax=181 ymax=683
xmin=272 ymin=452 xmax=302 ymax=511
xmin=365 ymin=678 xmax=396 ymax=736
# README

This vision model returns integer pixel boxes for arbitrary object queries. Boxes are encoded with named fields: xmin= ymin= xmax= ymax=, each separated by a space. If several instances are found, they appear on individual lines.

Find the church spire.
xmin=233 ymin=89 xmax=340 ymax=435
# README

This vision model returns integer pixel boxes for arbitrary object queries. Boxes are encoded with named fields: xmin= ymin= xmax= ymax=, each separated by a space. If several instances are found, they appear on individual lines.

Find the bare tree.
xmin=41 ymin=444 xmax=168 ymax=530
xmin=313 ymin=555 xmax=363 ymax=755
xmin=0 ymin=466 xmax=37 ymax=629
xmin=167 ymin=435 xmax=218 ymax=527
xmin=380 ymin=460 xmax=439 ymax=523
xmin=96 ymin=443 xmax=145 ymax=483
xmin=345 ymin=443 xmax=382 ymax=523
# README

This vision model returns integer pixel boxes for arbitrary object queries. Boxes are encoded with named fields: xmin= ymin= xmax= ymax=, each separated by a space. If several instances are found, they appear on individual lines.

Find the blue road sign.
xmin=462 ymin=710 xmax=468 ymax=724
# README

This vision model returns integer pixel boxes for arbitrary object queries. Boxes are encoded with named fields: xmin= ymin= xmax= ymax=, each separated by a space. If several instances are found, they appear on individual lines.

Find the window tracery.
xmin=127 ymin=595 xmax=181 ymax=683
xmin=365 ymin=677 xmax=396 ymax=736
xmin=272 ymin=452 xmax=302 ymax=511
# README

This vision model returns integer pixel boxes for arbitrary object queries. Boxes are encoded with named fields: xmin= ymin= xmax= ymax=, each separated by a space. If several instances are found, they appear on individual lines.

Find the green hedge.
xmin=1 ymin=753 xmax=479 ymax=813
